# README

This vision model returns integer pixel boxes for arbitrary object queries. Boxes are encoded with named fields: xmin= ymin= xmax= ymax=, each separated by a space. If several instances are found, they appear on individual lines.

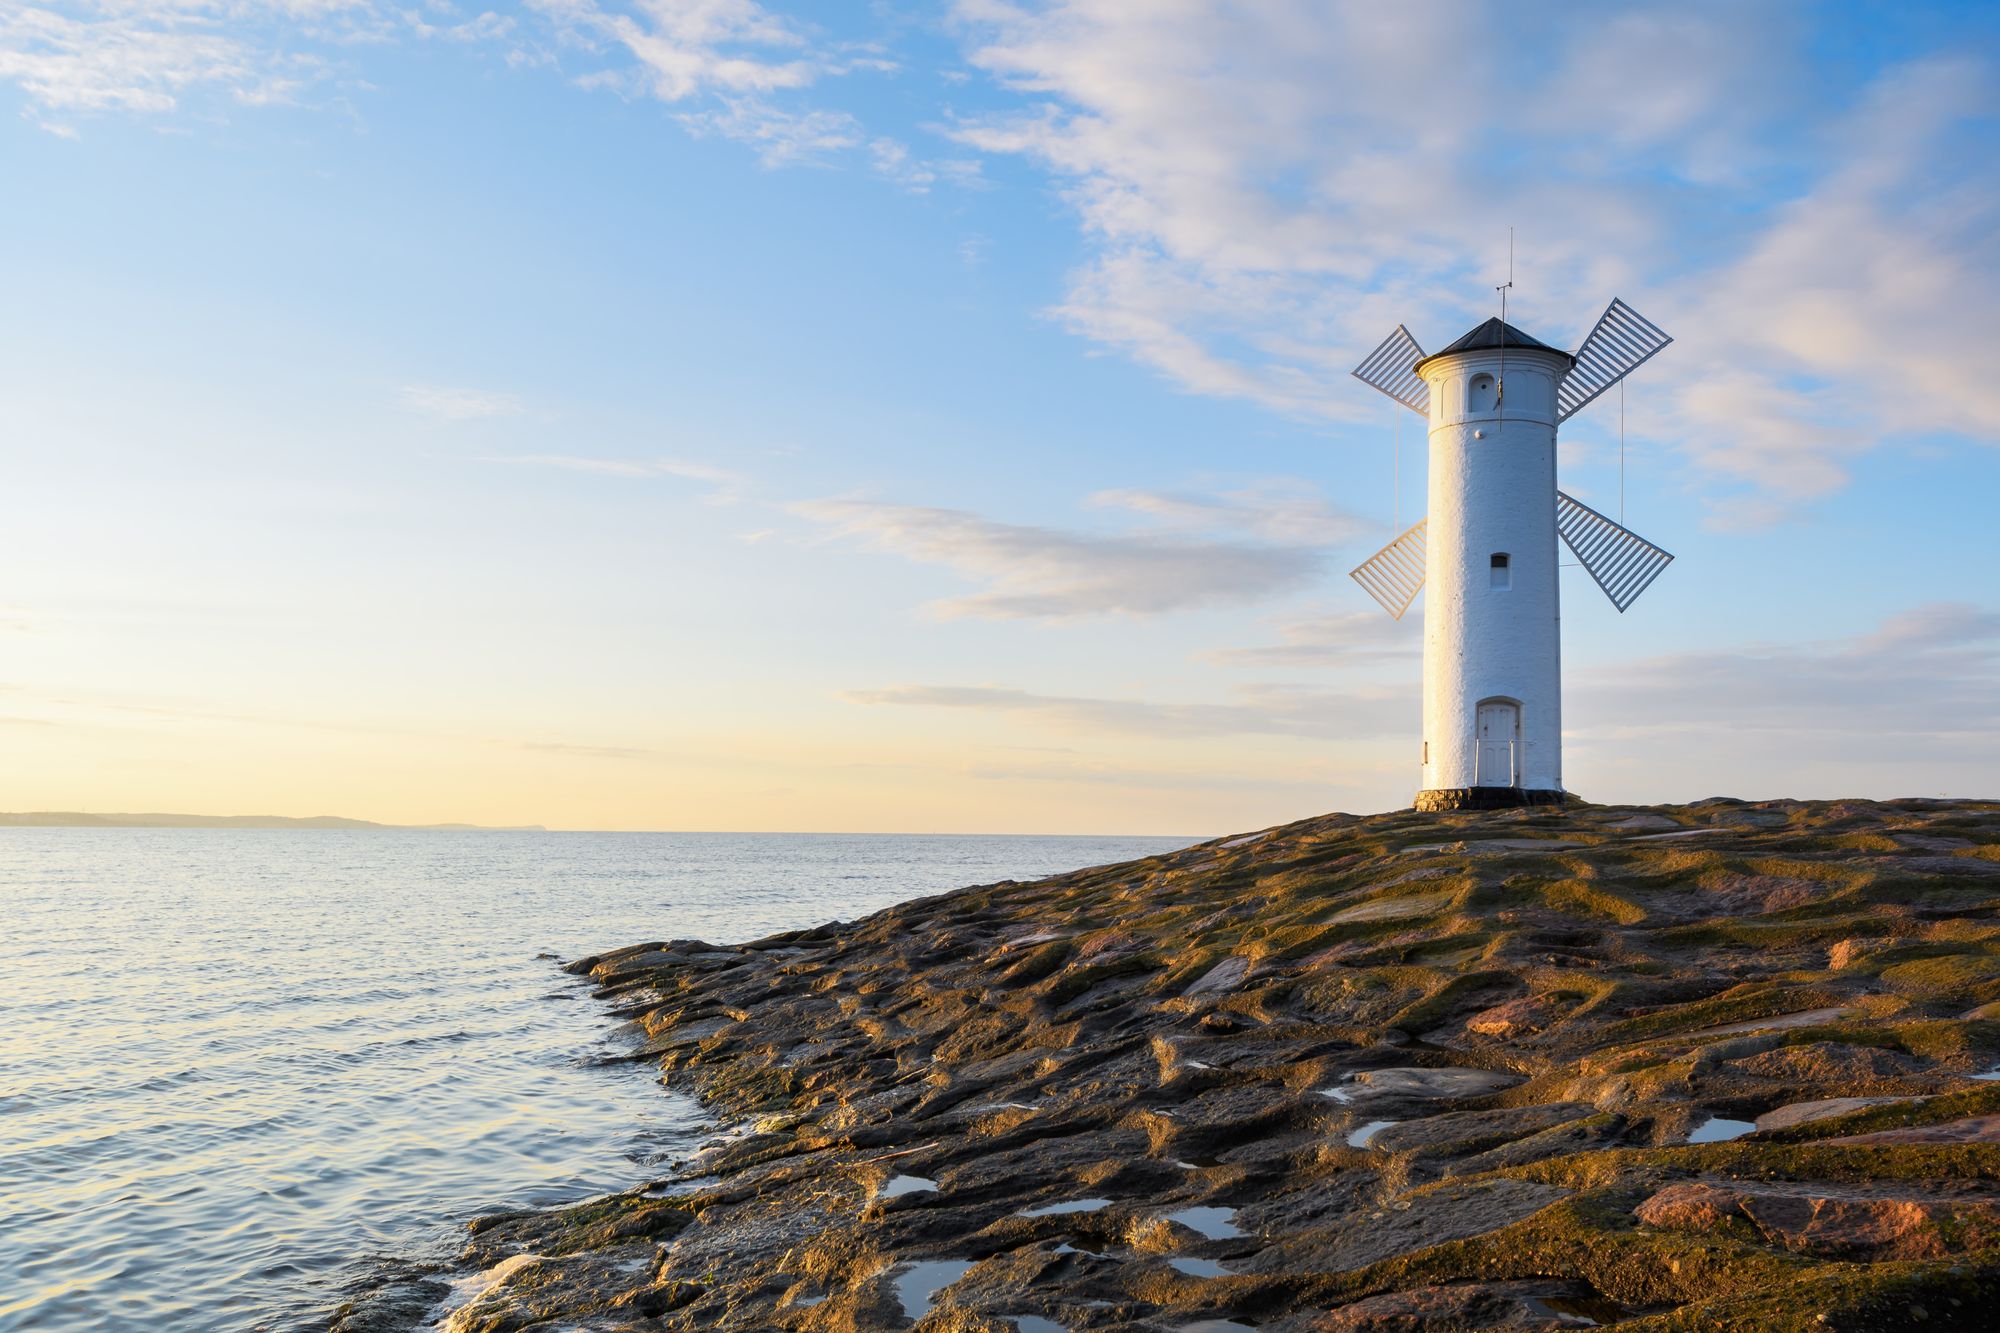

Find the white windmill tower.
xmin=1349 ymin=298 xmax=1675 ymax=811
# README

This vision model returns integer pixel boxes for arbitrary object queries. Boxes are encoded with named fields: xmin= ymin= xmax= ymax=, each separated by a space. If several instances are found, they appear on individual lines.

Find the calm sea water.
xmin=0 ymin=829 xmax=1191 ymax=1332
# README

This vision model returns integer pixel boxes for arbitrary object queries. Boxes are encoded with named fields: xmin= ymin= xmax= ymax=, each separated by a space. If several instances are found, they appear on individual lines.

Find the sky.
xmin=0 ymin=0 xmax=1997 ymax=833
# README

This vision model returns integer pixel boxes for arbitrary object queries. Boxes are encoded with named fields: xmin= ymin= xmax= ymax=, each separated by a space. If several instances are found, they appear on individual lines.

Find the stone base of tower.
xmin=1414 ymin=787 xmax=1568 ymax=813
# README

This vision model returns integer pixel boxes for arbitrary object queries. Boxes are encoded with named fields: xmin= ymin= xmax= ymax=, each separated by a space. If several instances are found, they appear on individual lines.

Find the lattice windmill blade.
xmin=1556 ymin=491 xmax=1673 ymax=612
xmin=1351 ymin=325 xmax=1430 ymax=416
xmin=1349 ymin=518 xmax=1428 ymax=619
xmin=1557 ymin=298 xmax=1672 ymax=422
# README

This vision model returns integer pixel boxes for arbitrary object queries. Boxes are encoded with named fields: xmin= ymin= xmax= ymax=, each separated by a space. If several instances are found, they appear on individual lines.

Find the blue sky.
xmin=0 ymin=0 xmax=1996 ymax=831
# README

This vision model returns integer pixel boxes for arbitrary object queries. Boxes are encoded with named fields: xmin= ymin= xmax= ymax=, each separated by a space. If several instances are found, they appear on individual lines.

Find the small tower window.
xmin=1490 ymin=553 xmax=1511 ymax=589
xmin=1468 ymin=373 xmax=1498 ymax=413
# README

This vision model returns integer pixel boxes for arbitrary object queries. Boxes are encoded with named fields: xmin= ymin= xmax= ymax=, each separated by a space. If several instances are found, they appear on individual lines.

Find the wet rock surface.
xmin=334 ymin=797 xmax=2000 ymax=1331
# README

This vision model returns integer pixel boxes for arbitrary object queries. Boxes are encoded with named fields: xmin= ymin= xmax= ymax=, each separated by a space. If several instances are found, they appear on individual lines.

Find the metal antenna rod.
xmin=1495 ymin=227 xmax=1514 ymax=427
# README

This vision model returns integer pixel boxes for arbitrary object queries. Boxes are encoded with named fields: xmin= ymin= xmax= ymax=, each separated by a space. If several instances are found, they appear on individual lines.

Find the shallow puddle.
xmin=879 ymin=1174 xmax=939 ymax=1198
xmin=1316 ymin=1083 xmax=1357 ymax=1104
xmin=894 ymin=1260 xmax=973 ymax=1321
xmin=1971 ymin=1068 xmax=2000 ymax=1082
xmin=1022 ymin=1198 xmax=1112 ymax=1217
xmin=1168 ymin=1257 xmax=1232 ymax=1278
xmin=1526 ymin=1290 xmax=1632 ymax=1324
xmin=1347 ymin=1119 xmax=1398 ymax=1148
xmin=1687 ymin=1116 xmax=1756 ymax=1144
xmin=1163 ymin=1205 xmax=1244 ymax=1240
xmin=1008 ymin=1318 xmax=1066 ymax=1333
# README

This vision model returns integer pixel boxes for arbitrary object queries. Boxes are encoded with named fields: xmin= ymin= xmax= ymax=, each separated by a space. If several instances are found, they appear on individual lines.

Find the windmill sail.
xmin=1352 ymin=325 xmax=1430 ymax=416
xmin=1556 ymin=491 xmax=1672 ymax=612
xmin=1350 ymin=519 xmax=1428 ymax=619
xmin=1557 ymin=298 xmax=1672 ymax=422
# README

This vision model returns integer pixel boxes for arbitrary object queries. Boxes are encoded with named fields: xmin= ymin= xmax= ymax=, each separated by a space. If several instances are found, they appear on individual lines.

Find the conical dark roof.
xmin=1412 ymin=317 xmax=1574 ymax=374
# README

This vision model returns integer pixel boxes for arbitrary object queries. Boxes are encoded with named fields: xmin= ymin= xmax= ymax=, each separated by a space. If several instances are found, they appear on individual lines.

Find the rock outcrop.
xmin=334 ymin=797 xmax=2000 ymax=1331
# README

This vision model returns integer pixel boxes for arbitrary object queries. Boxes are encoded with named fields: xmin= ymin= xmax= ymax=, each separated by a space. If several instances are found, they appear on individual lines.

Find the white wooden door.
xmin=1475 ymin=700 xmax=1519 ymax=786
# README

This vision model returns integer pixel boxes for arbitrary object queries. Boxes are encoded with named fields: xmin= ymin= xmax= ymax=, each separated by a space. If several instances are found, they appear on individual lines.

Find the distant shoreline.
xmin=0 ymin=812 xmax=546 ymax=831
xmin=0 ymin=814 xmax=1202 ymax=836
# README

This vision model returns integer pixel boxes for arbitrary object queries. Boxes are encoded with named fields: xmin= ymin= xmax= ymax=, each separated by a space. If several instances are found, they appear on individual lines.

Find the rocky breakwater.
xmin=336 ymin=798 xmax=2000 ymax=1332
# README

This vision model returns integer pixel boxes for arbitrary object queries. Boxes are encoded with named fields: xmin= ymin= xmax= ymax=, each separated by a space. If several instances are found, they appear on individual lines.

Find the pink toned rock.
xmin=1728 ymin=1042 xmax=1921 ymax=1084
xmin=996 ymin=928 xmax=1065 ymax=952
xmin=1466 ymin=995 xmax=1559 ymax=1040
xmin=1330 ymin=890 xmax=1455 ymax=924
xmin=1073 ymin=930 xmax=1146 ymax=962
xmin=1633 ymin=1181 xmax=1737 ymax=1233
xmin=1704 ymin=872 xmax=1818 ymax=914
xmin=1182 ymin=955 xmax=1252 ymax=997
xmin=1830 ymin=1113 xmax=2000 ymax=1144
xmin=1684 ymin=1006 xmax=1854 ymax=1040
xmin=1311 ymin=1280 xmax=1601 ymax=1330
xmin=1301 ymin=928 xmax=1436 ymax=971
xmin=1636 ymin=1180 xmax=1998 ymax=1259
xmin=1299 ymin=940 xmax=1369 ymax=969
xmin=1753 ymin=1096 xmax=1913 ymax=1133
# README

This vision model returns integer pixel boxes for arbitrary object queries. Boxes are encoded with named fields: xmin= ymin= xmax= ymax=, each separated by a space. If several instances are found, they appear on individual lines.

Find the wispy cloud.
xmin=1561 ymin=600 xmax=2000 ymax=798
xmin=962 ymin=755 xmax=1346 ymax=795
xmin=528 ymin=1 xmax=980 ymax=188
xmin=531 ymin=0 xmax=819 ymax=102
xmin=1572 ymin=601 xmax=2000 ymax=743
xmin=1090 ymin=483 xmax=1364 ymax=546
xmin=945 ymin=3 xmax=2000 ymax=516
xmin=1206 ymin=608 xmax=1419 ymax=668
xmin=846 ymin=681 xmax=1403 ymax=741
xmin=492 ymin=453 xmax=748 ymax=502
xmin=793 ymin=482 xmax=1362 ymax=619
xmin=399 ymin=384 xmax=525 ymax=422
xmin=866 ymin=135 xmax=983 ymax=193
xmin=404 ymin=8 xmax=517 ymax=45
xmin=675 ymin=100 xmax=978 ymax=186
xmin=2 ymin=0 xmax=971 ymax=195
xmin=677 ymin=97 xmax=862 ymax=165
xmin=1668 ymin=56 xmax=2000 ymax=514
xmin=0 ymin=0 xmax=399 ymax=127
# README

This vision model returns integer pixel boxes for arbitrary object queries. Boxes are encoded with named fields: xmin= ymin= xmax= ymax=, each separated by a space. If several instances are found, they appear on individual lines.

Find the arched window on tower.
xmin=1490 ymin=552 xmax=1511 ymax=589
xmin=1468 ymin=373 xmax=1498 ymax=413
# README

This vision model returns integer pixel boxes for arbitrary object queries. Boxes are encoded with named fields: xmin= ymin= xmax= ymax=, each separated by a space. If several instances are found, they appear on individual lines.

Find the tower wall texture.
xmin=1417 ymin=346 xmax=1567 ymax=801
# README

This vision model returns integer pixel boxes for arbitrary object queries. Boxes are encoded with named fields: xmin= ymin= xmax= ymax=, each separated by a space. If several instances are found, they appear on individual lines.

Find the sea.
xmin=0 ymin=828 xmax=1193 ymax=1332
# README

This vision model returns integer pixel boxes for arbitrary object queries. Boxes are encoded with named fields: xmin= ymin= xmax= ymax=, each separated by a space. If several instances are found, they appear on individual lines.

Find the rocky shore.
xmin=336 ymin=797 xmax=2000 ymax=1331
